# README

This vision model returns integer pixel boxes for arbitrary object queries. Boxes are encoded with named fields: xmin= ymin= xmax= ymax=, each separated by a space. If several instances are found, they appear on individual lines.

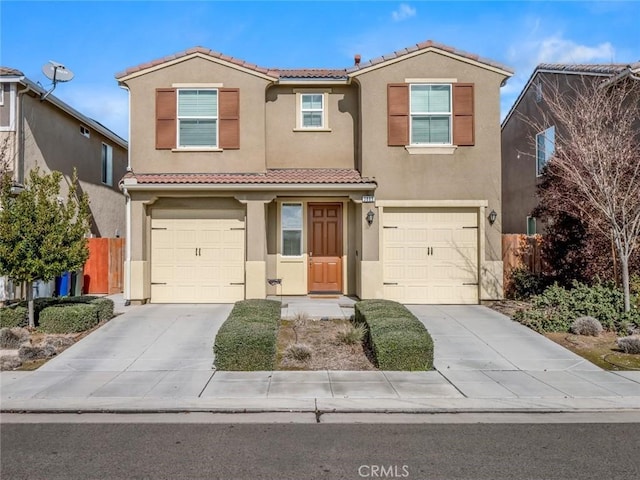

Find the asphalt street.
xmin=2 ymin=415 xmax=640 ymax=480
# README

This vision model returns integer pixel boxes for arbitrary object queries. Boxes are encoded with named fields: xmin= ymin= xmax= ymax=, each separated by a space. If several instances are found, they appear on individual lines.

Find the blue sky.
xmin=2 ymin=1 xmax=639 ymax=140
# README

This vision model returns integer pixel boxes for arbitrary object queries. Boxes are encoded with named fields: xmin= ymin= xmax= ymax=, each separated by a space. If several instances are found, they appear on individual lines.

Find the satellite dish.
xmin=42 ymin=61 xmax=74 ymax=82
xmin=40 ymin=61 xmax=74 ymax=100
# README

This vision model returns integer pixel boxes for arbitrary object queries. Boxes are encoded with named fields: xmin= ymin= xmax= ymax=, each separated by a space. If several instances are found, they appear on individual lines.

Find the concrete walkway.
xmin=1 ymin=297 xmax=640 ymax=413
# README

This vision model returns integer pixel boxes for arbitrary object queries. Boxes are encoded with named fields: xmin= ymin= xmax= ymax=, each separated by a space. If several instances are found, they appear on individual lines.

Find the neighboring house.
xmin=0 ymin=67 xmax=128 ymax=237
xmin=116 ymin=40 xmax=512 ymax=305
xmin=501 ymin=62 xmax=640 ymax=235
xmin=0 ymin=67 xmax=128 ymax=300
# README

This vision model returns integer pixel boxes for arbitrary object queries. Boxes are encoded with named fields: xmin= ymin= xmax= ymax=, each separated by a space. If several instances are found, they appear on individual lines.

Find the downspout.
xmin=119 ymin=83 xmax=132 ymax=306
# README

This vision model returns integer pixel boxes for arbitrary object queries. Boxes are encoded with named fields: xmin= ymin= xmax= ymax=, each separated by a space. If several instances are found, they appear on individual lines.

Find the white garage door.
xmin=151 ymin=211 xmax=245 ymax=303
xmin=383 ymin=207 xmax=479 ymax=304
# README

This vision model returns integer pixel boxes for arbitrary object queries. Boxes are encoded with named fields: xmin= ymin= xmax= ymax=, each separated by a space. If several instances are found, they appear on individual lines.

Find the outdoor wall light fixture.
xmin=366 ymin=209 xmax=375 ymax=226
xmin=488 ymin=209 xmax=498 ymax=225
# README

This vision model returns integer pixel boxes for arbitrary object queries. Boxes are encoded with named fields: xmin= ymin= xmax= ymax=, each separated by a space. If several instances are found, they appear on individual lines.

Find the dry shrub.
xmin=570 ymin=316 xmax=603 ymax=337
xmin=285 ymin=343 xmax=312 ymax=361
xmin=616 ymin=336 xmax=640 ymax=354
xmin=335 ymin=323 xmax=366 ymax=345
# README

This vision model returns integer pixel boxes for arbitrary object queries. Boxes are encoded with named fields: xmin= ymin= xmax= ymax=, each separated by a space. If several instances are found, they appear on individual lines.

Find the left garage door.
xmin=151 ymin=215 xmax=245 ymax=303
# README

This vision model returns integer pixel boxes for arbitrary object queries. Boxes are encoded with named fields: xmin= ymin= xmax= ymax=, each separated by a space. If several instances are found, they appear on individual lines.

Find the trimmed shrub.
xmin=570 ymin=316 xmax=603 ymax=336
xmin=616 ymin=336 xmax=640 ymax=354
xmin=355 ymin=299 xmax=433 ymax=370
xmin=514 ymin=282 xmax=638 ymax=333
xmin=0 ymin=305 xmax=27 ymax=328
xmin=38 ymin=304 xmax=100 ymax=333
xmin=59 ymin=296 xmax=114 ymax=322
xmin=213 ymin=299 xmax=281 ymax=371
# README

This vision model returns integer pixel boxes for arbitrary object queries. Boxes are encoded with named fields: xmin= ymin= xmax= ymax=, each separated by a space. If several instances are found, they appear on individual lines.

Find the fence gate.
xmin=83 ymin=238 xmax=124 ymax=294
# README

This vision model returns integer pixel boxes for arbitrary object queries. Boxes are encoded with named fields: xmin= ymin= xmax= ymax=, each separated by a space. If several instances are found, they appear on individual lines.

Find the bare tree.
xmin=533 ymin=76 xmax=640 ymax=311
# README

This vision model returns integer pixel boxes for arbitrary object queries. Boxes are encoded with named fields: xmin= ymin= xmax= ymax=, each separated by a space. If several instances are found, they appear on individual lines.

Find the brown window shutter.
xmin=219 ymin=88 xmax=240 ymax=149
xmin=387 ymin=84 xmax=409 ymax=146
xmin=156 ymin=88 xmax=176 ymax=149
xmin=453 ymin=83 xmax=474 ymax=146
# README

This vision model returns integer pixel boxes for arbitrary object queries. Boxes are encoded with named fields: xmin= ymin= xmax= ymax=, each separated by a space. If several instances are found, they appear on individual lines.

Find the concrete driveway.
xmin=2 ymin=299 xmax=640 ymax=412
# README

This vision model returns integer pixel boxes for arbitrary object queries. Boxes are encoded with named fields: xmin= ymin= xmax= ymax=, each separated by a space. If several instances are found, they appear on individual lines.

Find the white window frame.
xmin=409 ymin=83 xmax=452 ymax=146
xmin=294 ymin=89 xmax=331 ymax=131
xmin=101 ymin=143 xmax=113 ymax=186
xmin=536 ymin=126 xmax=555 ymax=176
xmin=0 ymin=85 xmax=4 ymax=106
xmin=526 ymin=216 xmax=537 ymax=235
xmin=177 ymin=88 xmax=219 ymax=149
xmin=281 ymin=203 xmax=303 ymax=257
xmin=80 ymin=125 xmax=90 ymax=138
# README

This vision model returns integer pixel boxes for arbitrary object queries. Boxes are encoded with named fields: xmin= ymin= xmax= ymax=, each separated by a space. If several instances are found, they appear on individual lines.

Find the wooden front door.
xmin=308 ymin=203 xmax=343 ymax=293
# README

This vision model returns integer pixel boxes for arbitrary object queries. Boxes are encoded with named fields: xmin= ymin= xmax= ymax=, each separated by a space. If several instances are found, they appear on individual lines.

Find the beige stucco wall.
xmin=19 ymin=93 xmax=127 ymax=238
xmin=355 ymin=50 xmax=508 ymax=263
xmin=122 ymin=56 xmax=272 ymax=174
xmin=265 ymin=85 xmax=358 ymax=169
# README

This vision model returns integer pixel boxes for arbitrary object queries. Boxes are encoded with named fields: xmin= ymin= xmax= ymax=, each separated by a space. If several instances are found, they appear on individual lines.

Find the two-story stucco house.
xmin=501 ymin=62 xmax=640 ymax=235
xmin=0 ymin=67 xmax=128 ymax=238
xmin=116 ymin=40 xmax=512 ymax=305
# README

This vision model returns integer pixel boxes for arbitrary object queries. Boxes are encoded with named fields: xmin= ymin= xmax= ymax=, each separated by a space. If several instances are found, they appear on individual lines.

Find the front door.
xmin=308 ymin=203 xmax=343 ymax=293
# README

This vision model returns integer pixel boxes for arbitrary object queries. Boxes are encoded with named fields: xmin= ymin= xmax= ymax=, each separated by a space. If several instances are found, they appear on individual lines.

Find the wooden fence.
xmin=502 ymin=234 xmax=543 ymax=293
xmin=83 ymin=238 xmax=124 ymax=294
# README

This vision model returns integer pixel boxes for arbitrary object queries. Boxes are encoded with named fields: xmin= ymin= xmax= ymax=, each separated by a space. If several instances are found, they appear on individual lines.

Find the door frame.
xmin=307 ymin=202 xmax=343 ymax=293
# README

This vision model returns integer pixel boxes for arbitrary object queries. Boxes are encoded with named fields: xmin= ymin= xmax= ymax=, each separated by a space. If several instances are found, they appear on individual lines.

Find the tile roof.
xmin=124 ymin=169 xmax=375 ymax=185
xmin=115 ymin=40 xmax=513 ymax=80
xmin=537 ymin=63 xmax=630 ymax=75
xmin=0 ymin=67 xmax=24 ymax=76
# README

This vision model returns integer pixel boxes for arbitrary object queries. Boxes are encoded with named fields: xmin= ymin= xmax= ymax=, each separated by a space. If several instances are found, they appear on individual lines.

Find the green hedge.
xmin=0 ymin=305 xmax=28 ymax=328
xmin=514 ymin=282 xmax=640 ymax=333
xmin=38 ymin=304 xmax=100 ymax=333
xmin=213 ymin=299 xmax=281 ymax=371
xmin=59 ymin=296 xmax=114 ymax=322
xmin=354 ymin=299 xmax=433 ymax=370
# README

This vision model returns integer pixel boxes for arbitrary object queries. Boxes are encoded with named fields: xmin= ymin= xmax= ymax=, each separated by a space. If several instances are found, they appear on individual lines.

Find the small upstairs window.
xmin=301 ymin=94 xmax=324 ymax=128
xmin=80 ymin=125 xmax=90 ymax=138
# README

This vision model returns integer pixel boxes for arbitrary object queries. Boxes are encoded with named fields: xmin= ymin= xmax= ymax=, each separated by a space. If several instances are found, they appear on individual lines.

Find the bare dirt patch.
xmin=276 ymin=318 xmax=376 ymax=371
xmin=486 ymin=299 xmax=531 ymax=318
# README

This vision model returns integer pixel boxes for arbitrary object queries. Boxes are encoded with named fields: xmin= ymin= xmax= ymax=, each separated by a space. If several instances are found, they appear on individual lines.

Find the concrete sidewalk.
xmin=1 ymin=298 xmax=640 ymax=413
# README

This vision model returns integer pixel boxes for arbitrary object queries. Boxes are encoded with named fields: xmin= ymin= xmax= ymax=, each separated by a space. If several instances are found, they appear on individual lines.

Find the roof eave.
xmin=120 ymin=181 xmax=377 ymax=192
xmin=116 ymin=52 xmax=278 ymax=83
xmin=348 ymin=46 xmax=513 ymax=79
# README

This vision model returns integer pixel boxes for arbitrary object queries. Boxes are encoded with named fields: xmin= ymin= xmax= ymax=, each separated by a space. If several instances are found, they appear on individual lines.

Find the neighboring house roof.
xmin=501 ymin=61 xmax=640 ymax=128
xmin=121 ymin=169 xmax=376 ymax=189
xmin=0 ymin=66 xmax=127 ymax=150
xmin=0 ymin=67 xmax=24 ymax=76
xmin=115 ymin=40 xmax=513 ymax=83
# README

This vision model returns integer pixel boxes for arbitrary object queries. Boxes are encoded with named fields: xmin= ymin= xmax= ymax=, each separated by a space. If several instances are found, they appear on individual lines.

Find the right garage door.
xmin=383 ymin=207 xmax=479 ymax=304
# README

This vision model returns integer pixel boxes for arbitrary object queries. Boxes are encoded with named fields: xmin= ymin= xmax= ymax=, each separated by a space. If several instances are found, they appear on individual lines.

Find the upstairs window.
xmin=536 ymin=126 xmax=555 ymax=176
xmin=101 ymin=143 xmax=113 ymax=186
xmin=527 ymin=216 xmax=537 ymax=235
xmin=281 ymin=203 xmax=303 ymax=256
xmin=177 ymin=89 xmax=218 ymax=148
xmin=410 ymin=84 xmax=452 ymax=144
xmin=301 ymin=94 xmax=324 ymax=128
xmin=80 ymin=125 xmax=90 ymax=138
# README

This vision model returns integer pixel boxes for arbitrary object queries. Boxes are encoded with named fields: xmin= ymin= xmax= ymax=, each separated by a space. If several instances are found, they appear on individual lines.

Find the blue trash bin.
xmin=57 ymin=272 xmax=71 ymax=297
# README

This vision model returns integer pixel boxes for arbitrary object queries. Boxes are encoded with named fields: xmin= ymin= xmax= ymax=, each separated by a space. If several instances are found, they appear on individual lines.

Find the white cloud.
xmin=501 ymin=31 xmax=617 ymax=121
xmin=392 ymin=4 xmax=416 ymax=22
xmin=535 ymin=36 xmax=615 ymax=64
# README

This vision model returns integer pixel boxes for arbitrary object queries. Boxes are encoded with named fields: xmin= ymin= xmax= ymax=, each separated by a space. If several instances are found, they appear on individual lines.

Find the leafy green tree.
xmin=0 ymin=168 xmax=91 ymax=327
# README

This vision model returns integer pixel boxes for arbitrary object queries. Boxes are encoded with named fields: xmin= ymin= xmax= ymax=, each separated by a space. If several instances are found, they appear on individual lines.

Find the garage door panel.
xmin=151 ymin=215 xmax=245 ymax=303
xmin=383 ymin=207 xmax=479 ymax=304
